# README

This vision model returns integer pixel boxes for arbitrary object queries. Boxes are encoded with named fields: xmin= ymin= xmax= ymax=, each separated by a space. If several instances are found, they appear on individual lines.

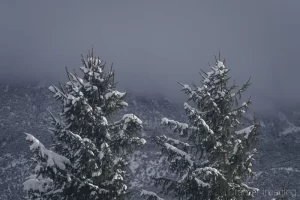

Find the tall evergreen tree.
xmin=142 ymin=56 xmax=259 ymax=200
xmin=23 ymin=49 xmax=145 ymax=200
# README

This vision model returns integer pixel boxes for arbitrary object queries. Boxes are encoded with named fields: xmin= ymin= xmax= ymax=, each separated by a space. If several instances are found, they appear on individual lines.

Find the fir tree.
xmin=23 ymin=49 xmax=145 ymax=200
xmin=142 ymin=56 xmax=259 ymax=200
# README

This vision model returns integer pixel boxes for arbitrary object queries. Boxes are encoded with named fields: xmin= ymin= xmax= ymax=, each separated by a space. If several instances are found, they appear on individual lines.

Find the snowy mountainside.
xmin=1 ymin=85 xmax=300 ymax=199
xmin=0 ymin=84 xmax=59 ymax=200
xmin=251 ymin=110 xmax=300 ymax=199
xmin=0 ymin=85 xmax=184 ymax=200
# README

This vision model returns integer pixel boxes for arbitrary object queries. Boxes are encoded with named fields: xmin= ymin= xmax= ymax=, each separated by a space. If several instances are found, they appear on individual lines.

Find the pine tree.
xmin=23 ymin=49 xmax=145 ymax=200
xmin=142 ymin=56 xmax=259 ymax=200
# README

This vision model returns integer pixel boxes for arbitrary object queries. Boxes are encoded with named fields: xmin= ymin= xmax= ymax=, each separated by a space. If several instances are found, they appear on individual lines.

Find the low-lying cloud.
xmin=1 ymin=0 xmax=299 ymax=111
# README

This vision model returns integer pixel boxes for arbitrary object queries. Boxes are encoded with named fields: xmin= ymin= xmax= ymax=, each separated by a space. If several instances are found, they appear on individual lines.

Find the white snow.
xmin=253 ymin=171 xmax=263 ymax=179
xmin=48 ymin=85 xmax=57 ymax=93
xmin=118 ymin=130 xmax=124 ymax=138
xmin=260 ymin=121 xmax=266 ymax=127
xmin=161 ymin=118 xmax=189 ymax=135
xmin=271 ymin=167 xmax=300 ymax=173
xmin=217 ymin=90 xmax=225 ymax=97
xmin=278 ymin=112 xmax=300 ymax=135
xmin=88 ymin=57 xmax=101 ymax=64
xmin=194 ymin=167 xmax=226 ymax=180
xmin=105 ymin=91 xmax=126 ymax=99
xmin=99 ymin=152 xmax=104 ymax=160
xmin=120 ymin=101 xmax=128 ymax=106
xmin=280 ymin=125 xmax=300 ymax=136
xmin=233 ymin=139 xmax=241 ymax=155
xmin=80 ymin=66 xmax=89 ymax=73
xmin=197 ymin=117 xmax=214 ymax=135
xmin=92 ymin=169 xmax=102 ymax=177
xmin=216 ymin=141 xmax=222 ymax=147
xmin=184 ymin=102 xmax=205 ymax=115
xmin=217 ymin=61 xmax=225 ymax=68
xmin=194 ymin=177 xmax=210 ymax=187
xmin=165 ymin=136 xmax=190 ymax=147
xmin=140 ymin=138 xmax=146 ymax=145
xmin=122 ymin=114 xmax=143 ymax=125
xmin=23 ymin=175 xmax=53 ymax=193
xmin=182 ymin=84 xmax=191 ymax=91
xmin=235 ymin=125 xmax=254 ymax=139
xmin=101 ymin=116 xmax=108 ymax=126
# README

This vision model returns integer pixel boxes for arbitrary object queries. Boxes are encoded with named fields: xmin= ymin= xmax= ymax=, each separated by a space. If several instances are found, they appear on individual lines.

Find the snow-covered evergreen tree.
xmin=23 ymin=49 xmax=145 ymax=200
xmin=142 ymin=56 xmax=259 ymax=200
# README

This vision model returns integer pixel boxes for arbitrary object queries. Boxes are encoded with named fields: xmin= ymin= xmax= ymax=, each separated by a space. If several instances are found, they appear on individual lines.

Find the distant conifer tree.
xmin=24 ymin=49 xmax=145 ymax=200
xmin=142 ymin=55 xmax=259 ymax=200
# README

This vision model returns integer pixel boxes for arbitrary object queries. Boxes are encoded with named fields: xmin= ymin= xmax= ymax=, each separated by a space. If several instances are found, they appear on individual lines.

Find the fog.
xmin=1 ymin=0 xmax=299 ymax=112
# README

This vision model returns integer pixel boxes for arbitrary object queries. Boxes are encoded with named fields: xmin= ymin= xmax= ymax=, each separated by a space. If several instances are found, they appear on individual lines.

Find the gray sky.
xmin=0 ymin=0 xmax=299 ymax=110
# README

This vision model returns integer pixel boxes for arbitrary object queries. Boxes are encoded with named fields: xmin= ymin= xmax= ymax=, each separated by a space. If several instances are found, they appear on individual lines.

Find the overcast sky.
xmin=0 ymin=0 xmax=299 ymax=110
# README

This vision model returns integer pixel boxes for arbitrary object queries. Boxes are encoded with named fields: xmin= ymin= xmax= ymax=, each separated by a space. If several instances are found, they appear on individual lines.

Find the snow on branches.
xmin=140 ymin=190 xmax=164 ymax=200
xmin=24 ymin=49 xmax=145 ymax=200
xmin=147 ymin=58 xmax=259 ymax=200
xmin=24 ymin=133 xmax=70 ymax=172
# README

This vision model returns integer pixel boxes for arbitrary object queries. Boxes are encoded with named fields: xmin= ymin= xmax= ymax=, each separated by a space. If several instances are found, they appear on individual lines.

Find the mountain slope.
xmin=1 ymin=85 xmax=300 ymax=199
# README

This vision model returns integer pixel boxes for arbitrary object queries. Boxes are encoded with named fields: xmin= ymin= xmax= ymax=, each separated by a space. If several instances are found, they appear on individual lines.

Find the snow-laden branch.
xmin=164 ymin=142 xmax=194 ymax=167
xmin=160 ymin=135 xmax=191 ymax=148
xmin=140 ymin=190 xmax=164 ymax=200
xmin=23 ymin=175 xmax=53 ymax=193
xmin=161 ymin=117 xmax=189 ymax=136
xmin=193 ymin=167 xmax=226 ymax=181
xmin=25 ymin=133 xmax=70 ymax=171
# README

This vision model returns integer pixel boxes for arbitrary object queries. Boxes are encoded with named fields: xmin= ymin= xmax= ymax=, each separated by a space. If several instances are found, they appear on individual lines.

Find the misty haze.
xmin=1 ymin=1 xmax=300 ymax=200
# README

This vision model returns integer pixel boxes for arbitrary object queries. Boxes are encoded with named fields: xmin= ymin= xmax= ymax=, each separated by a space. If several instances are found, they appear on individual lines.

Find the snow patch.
xmin=140 ymin=190 xmax=164 ymax=200
xmin=280 ymin=125 xmax=300 ymax=136
xmin=271 ymin=167 xmax=300 ymax=173
xmin=278 ymin=112 xmax=300 ymax=135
